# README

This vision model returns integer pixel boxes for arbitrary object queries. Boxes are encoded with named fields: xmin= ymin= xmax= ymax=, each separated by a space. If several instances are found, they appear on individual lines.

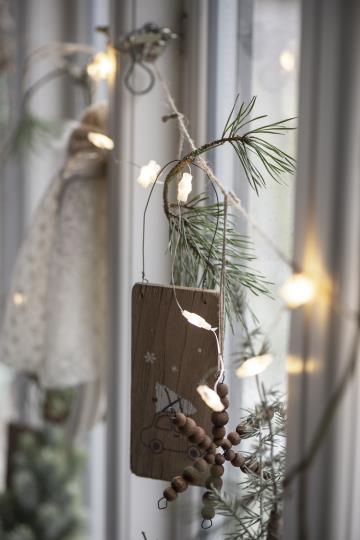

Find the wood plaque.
xmin=131 ymin=282 xmax=219 ymax=481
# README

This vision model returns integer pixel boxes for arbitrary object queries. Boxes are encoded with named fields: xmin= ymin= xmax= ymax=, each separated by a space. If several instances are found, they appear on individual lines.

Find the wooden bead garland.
xmin=158 ymin=383 xmax=269 ymax=529
xmin=200 ymin=382 xmax=230 ymax=527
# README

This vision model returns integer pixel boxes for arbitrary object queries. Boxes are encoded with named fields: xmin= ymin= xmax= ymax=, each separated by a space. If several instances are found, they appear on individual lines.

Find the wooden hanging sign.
xmin=131 ymin=282 xmax=219 ymax=481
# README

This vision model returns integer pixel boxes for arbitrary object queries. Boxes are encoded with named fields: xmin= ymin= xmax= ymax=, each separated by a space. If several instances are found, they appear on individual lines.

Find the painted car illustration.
xmin=140 ymin=382 xmax=201 ymax=459
xmin=140 ymin=412 xmax=201 ymax=460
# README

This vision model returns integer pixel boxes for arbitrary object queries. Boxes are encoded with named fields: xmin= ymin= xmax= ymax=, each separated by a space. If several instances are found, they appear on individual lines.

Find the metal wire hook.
xmin=124 ymin=59 xmax=155 ymax=95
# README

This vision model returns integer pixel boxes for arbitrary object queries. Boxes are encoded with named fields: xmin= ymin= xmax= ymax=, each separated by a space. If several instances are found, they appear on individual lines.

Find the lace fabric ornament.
xmin=0 ymin=103 xmax=109 ymax=389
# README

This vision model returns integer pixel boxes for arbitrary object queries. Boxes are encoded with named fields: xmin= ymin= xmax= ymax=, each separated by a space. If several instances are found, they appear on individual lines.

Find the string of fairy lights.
xmin=13 ymin=40 xmax=357 ymax=413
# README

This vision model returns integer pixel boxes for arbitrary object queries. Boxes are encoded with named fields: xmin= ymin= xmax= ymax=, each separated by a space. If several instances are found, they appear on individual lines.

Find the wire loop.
xmin=201 ymin=519 xmax=213 ymax=529
xmin=157 ymin=497 xmax=168 ymax=510
xmin=124 ymin=59 xmax=155 ymax=95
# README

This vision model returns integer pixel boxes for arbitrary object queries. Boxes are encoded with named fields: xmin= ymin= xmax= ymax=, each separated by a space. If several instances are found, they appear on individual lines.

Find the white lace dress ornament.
xmin=0 ymin=103 xmax=109 ymax=390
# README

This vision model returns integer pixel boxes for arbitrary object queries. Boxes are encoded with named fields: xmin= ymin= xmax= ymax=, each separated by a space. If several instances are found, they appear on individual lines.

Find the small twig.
xmin=161 ymin=113 xmax=181 ymax=123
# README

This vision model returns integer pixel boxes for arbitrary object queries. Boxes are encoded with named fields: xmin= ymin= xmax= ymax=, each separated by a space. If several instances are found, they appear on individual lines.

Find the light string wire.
xmin=217 ymin=194 xmax=228 ymax=388
xmin=141 ymin=159 xmax=180 ymax=284
xmin=169 ymin=195 xmax=223 ymax=390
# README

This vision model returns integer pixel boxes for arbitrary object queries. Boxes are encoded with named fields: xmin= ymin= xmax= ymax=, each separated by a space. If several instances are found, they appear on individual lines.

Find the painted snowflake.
xmin=144 ymin=351 xmax=156 ymax=364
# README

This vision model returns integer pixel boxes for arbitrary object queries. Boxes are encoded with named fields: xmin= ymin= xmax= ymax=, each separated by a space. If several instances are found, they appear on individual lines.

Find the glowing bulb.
xmin=236 ymin=354 xmax=273 ymax=378
xmin=280 ymin=273 xmax=316 ymax=309
xmin=86 ymin=50 xmax=116 ymax=81
xmin=88 ymin=131 xmax=114 ymax=150
xmin=287 ymin=355 xmax=317 ymax=375
xmin=279 ymin=49 xmax=296 ymax=72
xmin=286 ymin=355 xmax=303 ymax=374
xmin=137 ymin=160 xmax=161 ymax=188
xmin=177 ymin=172 xmax=193 ymax=203
xmin=13 ymin=292 xmax=25 ymax=306
xmin=197 ymin=385 xmax=224 ymax=412
xmin=182 ymin=310 xmax=214 ymax=331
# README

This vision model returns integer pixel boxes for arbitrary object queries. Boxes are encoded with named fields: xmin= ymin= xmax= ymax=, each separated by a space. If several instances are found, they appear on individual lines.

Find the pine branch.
xmin=163 ymin=95 xmax=296 ymax=209
xmin=210 ymin=389 xmax=286 ymax=539
xmin=168 ymin=193 xmax=270 ymax=324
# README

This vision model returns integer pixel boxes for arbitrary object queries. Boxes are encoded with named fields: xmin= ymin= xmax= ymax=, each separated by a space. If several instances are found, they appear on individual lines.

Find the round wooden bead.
xmin=211 ymin=411 xmax=229 ymax=426
xmin=171 ymin=476 xmax=188 ymax=493
xmin=224 ymin=449 xmax=236 ymax=462
xmin=183 ymin=466 xmax=200 ymax=484
xmin=182 ymin=418 xmax=197 ymax=436
xmin=231 ymin=453 xmax=246 ymax=468
xmin=194 ymin=458 xmax=208 ymax=473
xmin=221 ymin=396 xmax=230 ymax=409
xmin=201 ymin=506 xmax=215 ymax=520
xmin=215 ymin=454 xmax=225 ymax=465
xmin=198 ymin=435 xmax=212 ymax=451
xmin=208 ymin=443 xmax=217 ymax=454
xmin=221 ymin=438 xmax=232 ymax=451
xmin=163 ymin=486 xmax=177 ymax=501
xmin=214 ymin=438 xmax=225 ymax=447
xmin=212 ymin=426 xmax=226 ymax=439
xmin=173 ymin=412 xmax=187 ymax=427
xmin=204 ymin=453 xmax=215 ymax=464
xmin=202 ymin=491 xmax=213 ymax=505
xmin=236 ymin=420 xmax=247 ymax=436
xmin=210 ymin=464 xmax=224 ymax=477
xmin=205 ymin=476 xmax=223 ymax=490
xmin=228 ymin=431 xmax=241 ymax=446
xmin=216 ymin=383 xmax=229 ymax=398
xmin=188 ymin=426 xmax=206 ymax=444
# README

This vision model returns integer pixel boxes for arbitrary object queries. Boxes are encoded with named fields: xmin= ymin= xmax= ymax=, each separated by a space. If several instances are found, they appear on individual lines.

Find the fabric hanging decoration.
xmin=0 ymin=104 xmax=110 ymax=410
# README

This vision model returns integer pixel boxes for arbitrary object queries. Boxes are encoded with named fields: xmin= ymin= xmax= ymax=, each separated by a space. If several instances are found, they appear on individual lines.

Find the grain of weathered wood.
xmin=131 ymin=282 xmax=219 ymax=481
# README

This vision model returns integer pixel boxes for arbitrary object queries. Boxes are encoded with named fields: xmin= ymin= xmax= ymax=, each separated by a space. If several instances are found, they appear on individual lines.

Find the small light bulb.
xmin=137 ymin=160 xmax=161 ymax=188
xmin=88 ymin=131 xmax=114 ymax=150
xmin=287 ymin=355 xmax=317 ymax=375
xmin=286 ymin=355 xmax=303 ymax=374
xmin=236 ymin=353 xmax=273 ymax=378
xmin=280 ymin=273 xmax=316 ymax=309
xmin=182 ymin=310 xmax=213 ymax=331
xmin=86 ymin=49 xmax=116 ymax=81
xmin=177 ymin=172 xmax=193 ymax=203
xmin=13 ymin=292 xmax=25 ymax=306
xmin=279 ymin=49 xmax=296 ymax=72
xmin=197 ymin=385 xmax=224 ymax=411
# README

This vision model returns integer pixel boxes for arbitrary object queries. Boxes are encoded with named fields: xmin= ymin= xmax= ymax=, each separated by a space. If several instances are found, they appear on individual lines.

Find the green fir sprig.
xmin=210 ymin=389 xmax=286 ymax=540
xmin=168 ymin=193 xmax=270 ymax=324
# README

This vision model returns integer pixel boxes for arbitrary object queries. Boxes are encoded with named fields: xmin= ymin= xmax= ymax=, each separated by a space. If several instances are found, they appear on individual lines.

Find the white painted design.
xmin=154 ymin=382 xmax=197 ymax=416
xmin=144 ymin=351 xmax=156 ymax=364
